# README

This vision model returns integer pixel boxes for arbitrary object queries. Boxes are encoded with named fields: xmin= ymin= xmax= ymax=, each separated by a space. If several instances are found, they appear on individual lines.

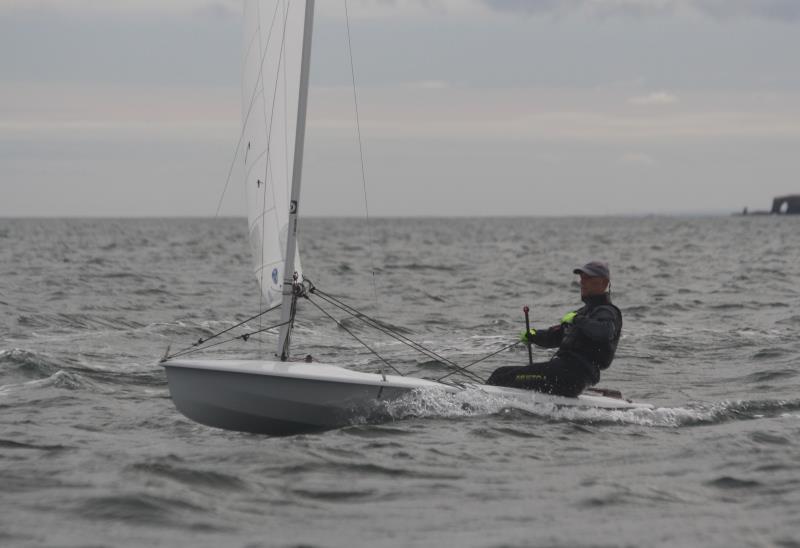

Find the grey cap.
xmin=573 ymin=260 xmax=610 ymax=279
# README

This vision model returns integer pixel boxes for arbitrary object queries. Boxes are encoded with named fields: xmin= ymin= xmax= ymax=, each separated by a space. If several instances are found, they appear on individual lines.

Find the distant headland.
xmin=740 ymin=194 xmax=800 ymax=215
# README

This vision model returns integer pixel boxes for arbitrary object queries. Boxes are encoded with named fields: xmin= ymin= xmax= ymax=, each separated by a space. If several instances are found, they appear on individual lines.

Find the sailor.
xmin=486 ymin=260 xmax=622 ymax=397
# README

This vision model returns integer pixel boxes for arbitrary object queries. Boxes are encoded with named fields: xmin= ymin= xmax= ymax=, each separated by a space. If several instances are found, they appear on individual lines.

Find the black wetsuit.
xmin=486 ymin=294 xmax=622 ymax=397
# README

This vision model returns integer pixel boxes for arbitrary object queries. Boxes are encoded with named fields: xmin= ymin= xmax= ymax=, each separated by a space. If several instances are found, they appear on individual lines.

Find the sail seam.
xmin=244 ymin=147 xmax=268 ymax=180
xmin=248 ymin=206 xmax=279 ymax=234
xmin=214 ymin=0 xmax=281 ymax=218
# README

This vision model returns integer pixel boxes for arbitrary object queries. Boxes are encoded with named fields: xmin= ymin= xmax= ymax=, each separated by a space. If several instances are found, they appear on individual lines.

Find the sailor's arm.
xmin=573 ymin=307 xmax=618 ymax=342
xmin=520 ymin=324 xmax=564 ymax=348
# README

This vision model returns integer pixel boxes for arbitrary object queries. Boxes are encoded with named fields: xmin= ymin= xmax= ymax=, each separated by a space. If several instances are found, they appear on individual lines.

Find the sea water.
xmin=1 ymin=216 xmax=798 ymax=547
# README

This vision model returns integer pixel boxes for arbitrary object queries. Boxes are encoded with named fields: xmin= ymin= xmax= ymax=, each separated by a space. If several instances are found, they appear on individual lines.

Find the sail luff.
xmin=277 ymin=0 xmax=314 ymax=360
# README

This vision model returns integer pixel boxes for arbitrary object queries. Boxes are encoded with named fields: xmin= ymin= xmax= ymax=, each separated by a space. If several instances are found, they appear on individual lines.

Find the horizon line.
xmin=0 ymin=211 xmax=750 ymax=221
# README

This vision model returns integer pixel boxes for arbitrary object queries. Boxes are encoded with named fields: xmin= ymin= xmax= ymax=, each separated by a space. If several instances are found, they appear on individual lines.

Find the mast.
xmin=277 ymin=0 xmax=314 ymax=360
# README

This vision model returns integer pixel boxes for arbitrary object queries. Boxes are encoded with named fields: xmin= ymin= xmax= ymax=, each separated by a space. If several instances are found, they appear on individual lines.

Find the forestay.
xmin=242 ymin=0 xmax=305 ymax=307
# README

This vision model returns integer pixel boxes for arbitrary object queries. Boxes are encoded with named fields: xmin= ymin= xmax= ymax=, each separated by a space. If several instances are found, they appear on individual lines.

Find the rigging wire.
xmin=309 ymin=288 xmax=449 ymax=360
xmin=161 ymin=304 xmax=281 ymax=359
xmin=436 ymin=341 xmax=520 ymax=383
xmin=165 ymin=318 xmax=291 ymax=361
xmin=344 ymin=0 xmax=381 ymax=315
xmin=310 ymin=286 xmax=486 ymax=383
xmin=163 ymin=303 xmax=283 ymax=360
xmin=311 ymin=289 xmax=485 ymax=383
xmin=305 ymin=295 xmax=405 ymax=377
xmin=163 ymin=280 xmax=508 ymax=384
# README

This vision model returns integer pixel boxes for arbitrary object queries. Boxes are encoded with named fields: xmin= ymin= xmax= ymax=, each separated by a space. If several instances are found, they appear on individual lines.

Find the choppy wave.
xmin=127 ymin=461 xmax=246 ymax=491
xmin=75 ymin=494 xmax=206 ymax=526
xmin=18 ymin=313 xmax=146 ymax=331
xmin=744 ymin=367 xmax=797 ymax=382
xmin=0 ymin=369 xmax=89 ymax=395
xmin=0 ymin=348 xmax=66 ymax=381
xmin=0 ymin=348 xmax=161 ymax=393
xmin=0 ymin=439 xmax=69 ymax=451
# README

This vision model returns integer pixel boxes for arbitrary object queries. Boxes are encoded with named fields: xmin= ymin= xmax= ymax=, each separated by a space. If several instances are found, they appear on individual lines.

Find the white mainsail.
xmin=242 ymin=0 xmax=305 ymax=308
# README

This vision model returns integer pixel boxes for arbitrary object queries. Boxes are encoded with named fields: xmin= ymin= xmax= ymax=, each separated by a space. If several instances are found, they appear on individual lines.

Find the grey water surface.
xmin=1 ymin=216 xmax=798 ymax=547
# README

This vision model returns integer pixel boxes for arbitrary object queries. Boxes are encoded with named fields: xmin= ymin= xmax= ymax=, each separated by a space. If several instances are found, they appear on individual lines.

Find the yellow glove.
xmin=561 ymin=311 xmax=577 ymax=324
xmin=519 ymin=328 xmax=536 ymax=343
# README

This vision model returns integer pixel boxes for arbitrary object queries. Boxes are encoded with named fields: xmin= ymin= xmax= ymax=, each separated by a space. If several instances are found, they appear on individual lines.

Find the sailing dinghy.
xmin=161 ymin=0 xmax=652 ymax=436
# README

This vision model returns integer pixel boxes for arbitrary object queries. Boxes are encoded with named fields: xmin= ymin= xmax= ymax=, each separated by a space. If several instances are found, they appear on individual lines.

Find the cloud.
xmin=401 ymin=80 xmax=450 ymax=89
xmin=305 ymin=85 xmax=800 ymax=142
xmin=316 ymin=0 xmax=488 ymax=19
xmin=483 ymin=0 xmax=677 ymax=18
xmin=192 ymin=2 xmax=240 ymax=20
xmin=0 ymin=0 xmax=476 ymax=21
xmin=0 ymin=0 xmax=240 ymax=19
xmin=618 ymin=152 xmax=656 ymax=166
xmin=630 ymin=92 xmax=679 ymax=106
xmin=482 ymin=0 xmax=800 ymax=21
xmin=694 ymin=0 xmax=800 ymax=21
xmin=3 ymin=0 xmax=798 ymax=22
xmin=0 ymin=83 xmax=238 ymax=139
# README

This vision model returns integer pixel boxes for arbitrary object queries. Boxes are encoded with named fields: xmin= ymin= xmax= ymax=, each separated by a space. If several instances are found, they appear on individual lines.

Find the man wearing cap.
xmin=486 ymin=261 xmax=622 ymax=397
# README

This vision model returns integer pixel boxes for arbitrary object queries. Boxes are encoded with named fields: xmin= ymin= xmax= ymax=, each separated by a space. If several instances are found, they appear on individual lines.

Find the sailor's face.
xmin=579 ymin=273 xmax=608 ymax=297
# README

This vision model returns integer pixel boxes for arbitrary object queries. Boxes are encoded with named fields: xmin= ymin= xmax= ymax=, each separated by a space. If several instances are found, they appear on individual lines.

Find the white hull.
xmin=162 ymin=359 xmax=653 ymax=435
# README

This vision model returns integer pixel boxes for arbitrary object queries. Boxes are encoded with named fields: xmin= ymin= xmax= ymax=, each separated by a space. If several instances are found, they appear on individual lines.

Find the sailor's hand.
xmin=519 ymin=328 xmax=536 ymax=343
xmin=560 ymin=311 xmax=577 ymax=324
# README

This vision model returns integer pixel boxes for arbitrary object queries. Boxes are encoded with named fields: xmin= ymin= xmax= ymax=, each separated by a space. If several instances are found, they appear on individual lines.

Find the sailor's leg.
xmin=506 ymin=362 xmax=559 ymax=392
xmin=486 ymin=365 xmax=523 ymax=386
xmin=486 ymin=359 xmax=588 ymax=397
xmin=539 ymin=358 xmax=588 ymax=397
xmin=486 ymin=363 xmax=551 ymax=389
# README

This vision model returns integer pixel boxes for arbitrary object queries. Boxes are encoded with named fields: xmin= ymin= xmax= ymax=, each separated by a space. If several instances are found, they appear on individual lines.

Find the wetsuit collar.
xmin=582 ymin=293 xmax=611 ymax=307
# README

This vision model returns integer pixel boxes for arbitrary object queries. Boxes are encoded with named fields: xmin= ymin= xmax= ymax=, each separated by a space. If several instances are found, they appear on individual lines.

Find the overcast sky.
xmin=1 ymin=0 xmax=799 ymax=217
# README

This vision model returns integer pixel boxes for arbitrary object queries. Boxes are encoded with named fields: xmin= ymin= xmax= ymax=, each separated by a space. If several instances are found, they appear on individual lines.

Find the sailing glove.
xmin=561 ymin=311 xmax=578 ymax=324
xmin=519 ymin=329 xmax=536 ymax=343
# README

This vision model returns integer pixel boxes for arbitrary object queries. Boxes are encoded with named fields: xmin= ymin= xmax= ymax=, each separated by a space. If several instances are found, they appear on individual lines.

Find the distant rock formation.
xmin=740 ymin=194 xmax=800 ymax=215
xmin=771 ymin=195 xmax=800 ymax=214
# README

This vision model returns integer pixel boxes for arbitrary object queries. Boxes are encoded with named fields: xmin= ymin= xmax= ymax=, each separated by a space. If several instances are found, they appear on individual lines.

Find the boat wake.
xmin=373 ymin=387 xmax=800 ymax=428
